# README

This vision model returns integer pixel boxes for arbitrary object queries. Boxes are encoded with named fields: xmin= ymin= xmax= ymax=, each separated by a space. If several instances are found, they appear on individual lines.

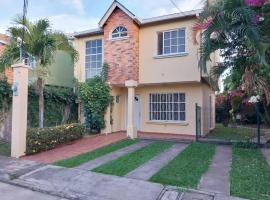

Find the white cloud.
xmin=123 ymin=0 xmax=205 ymax=17
xmin=48 ymin=14 xmax=99 ymax=33
xmin=49 ymin=0 xmax=85 ymax=14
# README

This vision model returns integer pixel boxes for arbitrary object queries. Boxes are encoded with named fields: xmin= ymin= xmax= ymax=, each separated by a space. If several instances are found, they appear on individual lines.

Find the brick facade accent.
xmin=103 ymin=8 xmax=139 ymax=85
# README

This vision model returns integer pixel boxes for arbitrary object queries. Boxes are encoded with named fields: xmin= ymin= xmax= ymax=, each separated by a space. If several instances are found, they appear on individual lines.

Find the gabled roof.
xmin=72 ymin=28 xmax=104 ymax=38
xmin=141 ymin=9 xmax=202 ymax=25
xmin=72 ymin=1 xmax=202 ymax=38
xmin=98 ymin=0 xmax=141 ymax=27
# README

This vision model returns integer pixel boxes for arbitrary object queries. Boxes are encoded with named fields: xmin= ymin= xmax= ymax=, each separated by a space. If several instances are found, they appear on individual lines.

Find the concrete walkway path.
xmin=14 ymin=165 xmax=164 ymax=200
xmin=198 ymin=146 xmax=232 ymax=195
xmin=76 ymin=140 xmax=152 ymax=170
xmin=261 ymin=148 xmax=270 ymax=167
xmin=125 ymin=143 xmax=187 ymax=180
xmin=0 ymin=182 xmax=66 ymax=200
xmin=0 ymin=151 xmax=247 ymax=200
xmin=21 ymin=132 xmax=127 ymax=163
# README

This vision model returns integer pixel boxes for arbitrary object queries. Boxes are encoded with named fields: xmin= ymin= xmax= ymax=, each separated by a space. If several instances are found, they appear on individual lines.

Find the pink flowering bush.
xmin=245 ymin=0 xmax=269 ymax=6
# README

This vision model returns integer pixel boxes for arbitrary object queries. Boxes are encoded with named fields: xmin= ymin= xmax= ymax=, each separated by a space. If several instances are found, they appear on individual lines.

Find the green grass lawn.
xmin=92 ymin=141 xmax=173 ymax=176
xmin=150 ymin=143 xmax=215 ymax=189
xmin=0 ymin=143 xmax=11 ymax=156
xmin=207 ymin=123 xmax=255 ymax=141
xmin=230 ymin=147 xmax=270 ymax=200
xmin=54 ymin=139 xmax=138 ymax=168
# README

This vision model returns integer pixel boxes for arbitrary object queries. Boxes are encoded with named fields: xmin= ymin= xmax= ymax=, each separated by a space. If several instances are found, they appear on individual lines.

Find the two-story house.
xmin=73 ymin=0 xmax=216 ymax=139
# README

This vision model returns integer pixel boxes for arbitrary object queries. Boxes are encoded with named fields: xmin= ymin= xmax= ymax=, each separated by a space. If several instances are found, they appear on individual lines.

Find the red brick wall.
xmin=103 ymin=8 xmax=139 ymax=85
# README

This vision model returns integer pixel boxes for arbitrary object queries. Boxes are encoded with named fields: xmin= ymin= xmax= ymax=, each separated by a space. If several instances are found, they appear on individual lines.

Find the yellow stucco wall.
xmin=73 ymin=16 xmax=217 ymax=136
xmin=139 ymin=18 xmax=201 ymax=84
xmin=103 ymin=83 xmax=207 ymax=135
xmin=201 ymin=84 xmax=216 ymax=135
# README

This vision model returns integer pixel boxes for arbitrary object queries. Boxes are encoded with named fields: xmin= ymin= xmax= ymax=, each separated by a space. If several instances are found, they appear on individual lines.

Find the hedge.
xmin=26 ymin=123 xmax=85 ymax=155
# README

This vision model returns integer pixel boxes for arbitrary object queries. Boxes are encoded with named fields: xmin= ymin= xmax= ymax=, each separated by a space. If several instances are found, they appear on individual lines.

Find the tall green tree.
xmin=193 ymin=0 xmax=270 ymax=102
xmin=0 ymin=16 xmax=78 ymax=128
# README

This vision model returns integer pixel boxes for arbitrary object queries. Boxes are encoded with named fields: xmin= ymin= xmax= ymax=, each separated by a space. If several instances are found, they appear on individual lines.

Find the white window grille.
xmin=149 ymin=93 xmax=186 ymax=121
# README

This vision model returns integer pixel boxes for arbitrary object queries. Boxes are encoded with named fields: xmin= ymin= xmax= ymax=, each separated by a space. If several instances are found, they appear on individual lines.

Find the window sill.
xmin=108 ymin=36 xmax=130 ymax=42
xmin=154 ymin=52 xmax=188 ymax=59
xmin=146 ymin=121 xmax=189 ymax=126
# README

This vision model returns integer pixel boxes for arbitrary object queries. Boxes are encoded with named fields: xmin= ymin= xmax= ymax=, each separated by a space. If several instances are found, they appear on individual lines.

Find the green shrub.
xmin=26 ymin=123 xmax=85 ymax=155
xmin=79 ymin=76 xmax=112 ymax=133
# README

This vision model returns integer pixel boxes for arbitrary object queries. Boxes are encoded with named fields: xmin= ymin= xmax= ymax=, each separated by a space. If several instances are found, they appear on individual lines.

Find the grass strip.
xmin=150 ymin=143 xmax=215 ymax=189
xmin=0 ymin=143 xmax=10 ymax=156
xmin=54 ymin=139 xmax=138 ymax=168
xmin=92 ymin=141 xmax=173 ymax=176
xmin=207 ymin=123 xmax=255 ymax=141
xmin=230 ymin=147 xmax=270 ymax=200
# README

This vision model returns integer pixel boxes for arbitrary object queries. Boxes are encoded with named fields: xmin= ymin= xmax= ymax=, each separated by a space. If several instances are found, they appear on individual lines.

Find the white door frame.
xmin=125 ymin=94 xmax=141 ymax=131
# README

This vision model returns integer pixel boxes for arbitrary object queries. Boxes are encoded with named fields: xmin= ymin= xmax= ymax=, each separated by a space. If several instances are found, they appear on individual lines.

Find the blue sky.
xmin=0 ymin=0 xmax=205 ymax=34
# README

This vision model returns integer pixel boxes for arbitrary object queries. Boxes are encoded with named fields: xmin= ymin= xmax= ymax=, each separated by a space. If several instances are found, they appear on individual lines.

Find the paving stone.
xmin=126 ymin=143 xmax=187 ymax=180
xmin=181 ymin=191 xmax=214 ymax=200
xmin=21 ymin=132 xmax=127 ymax=163
xmin=261 ymin=148 xmax=270 ymax=167
xmin=160 ymin=190 xmax=180 ymax=200
xmin=13 ymin=165 xmax=164 ymax=200
xmin=214 ymin=194 xmax=248 ymax=200
xmin=198 ymin=146 xmax=232 ymax=195
xmin=0 ymin=156 xmax=44 ymax=180
xmin=76 ymin=140 xmax=152 ymax=170
xmin=0 ymin=182 xmax=66 ymax=200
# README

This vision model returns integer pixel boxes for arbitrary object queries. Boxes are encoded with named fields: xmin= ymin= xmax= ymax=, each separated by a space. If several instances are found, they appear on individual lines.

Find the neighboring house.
xmin=0 ymin=33 xmax=74 ymax=88
xmin=0 ymin=33 xmax=13 ymax=84
xmin=73 ymin=1 xmax=217 ymax=138
xmin=28 ymin=50 xmax=75 ymax=88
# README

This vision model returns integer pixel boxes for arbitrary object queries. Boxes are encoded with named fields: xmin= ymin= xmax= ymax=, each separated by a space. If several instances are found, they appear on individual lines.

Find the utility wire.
xmin=169 ymin=0 xmax=183 ymax=13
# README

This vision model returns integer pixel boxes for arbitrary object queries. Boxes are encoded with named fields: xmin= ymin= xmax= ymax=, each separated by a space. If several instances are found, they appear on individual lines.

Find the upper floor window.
xmin=111 ymin=26 xmax=128 ymax=39
xmin=157 ymin=28 xmax=186 ymax=56
xmin=85 ymin=39 xmax=102 ymax=79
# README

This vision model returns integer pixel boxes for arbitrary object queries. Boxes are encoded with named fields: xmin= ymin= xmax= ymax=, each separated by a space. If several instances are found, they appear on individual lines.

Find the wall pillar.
xmin=101 ymin=105 xmax=112 ymax=135
xmin=11 ymin=63 xmax=29 ymax=158
xmin=125 ymin=80 xmax=138 ymax=139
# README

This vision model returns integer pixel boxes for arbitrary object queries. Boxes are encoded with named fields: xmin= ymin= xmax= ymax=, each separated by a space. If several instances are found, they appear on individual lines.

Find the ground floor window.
xmin=149 ymin=93 xmax=186 ymax=121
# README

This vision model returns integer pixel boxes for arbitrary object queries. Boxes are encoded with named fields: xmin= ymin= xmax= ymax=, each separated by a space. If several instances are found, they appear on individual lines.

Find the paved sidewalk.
xmin=21 ymin=132 xmax=127 ymax=163
xmin=14 ymin=165 xmax=164 ymax=200
xmin=126 ymin=143 xmax=187 ymax=180
xmin=0 ymin=182 xmax=65 ymax=200
xmin=261 ymin=148 xmax=270 ymax=167
xmin=198 ymin=146 xmax=232 ymax=195
xmin=76 ymin=140 xmax=152 ymax=170
xmin=0 ymin=151 xmax=247 ymax=200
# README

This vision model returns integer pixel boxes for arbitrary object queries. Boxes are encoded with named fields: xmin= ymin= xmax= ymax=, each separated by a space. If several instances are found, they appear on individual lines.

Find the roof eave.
xmin=98 ymin=1 xmax=140 ymax=28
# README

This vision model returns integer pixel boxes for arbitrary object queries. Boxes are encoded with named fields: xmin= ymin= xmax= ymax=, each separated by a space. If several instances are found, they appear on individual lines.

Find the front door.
xmin=134 ymin=95 xmax=141 ymax=130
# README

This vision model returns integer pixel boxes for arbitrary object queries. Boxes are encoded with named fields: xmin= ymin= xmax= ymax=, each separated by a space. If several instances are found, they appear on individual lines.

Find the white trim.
xmin=154 ymin=53 xmax=188 ymax=59
xmin=85 ymin=38 xmax=103 ymax=79
xmin=0 ymin=40 xmax=8 ymax=45
xmin=108 ymin=36 xmax=130 ymax=42
xmin=98 ymin=1 xmax=140 ymax=27
xmin=146 ymin=121 xmax=188 ymax=126
xmin=148 ymin=92 xmax=186 ymax=122
xmin=160 ymin=28 xmax=186 ymax=56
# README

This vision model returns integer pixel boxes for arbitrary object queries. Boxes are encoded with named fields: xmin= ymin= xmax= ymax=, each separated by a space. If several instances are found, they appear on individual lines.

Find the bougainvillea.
xmin=245 ymin=0 xmax=269 ymax=7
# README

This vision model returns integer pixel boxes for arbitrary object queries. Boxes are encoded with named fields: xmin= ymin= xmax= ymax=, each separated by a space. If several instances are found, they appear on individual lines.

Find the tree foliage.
xmin=0 ymin=16 xmax=78 ymax=128
xmin=193 ymin=0 xmax=270 ymax=102
xmin=79 ymin=66 xmax=113 ymax=132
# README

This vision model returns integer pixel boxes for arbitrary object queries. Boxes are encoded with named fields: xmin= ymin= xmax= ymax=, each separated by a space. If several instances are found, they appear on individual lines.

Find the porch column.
xmin=11 ymin=63 xmax=29 ymax=158
xmin=125 ymin=80 xmax=138 ymax=139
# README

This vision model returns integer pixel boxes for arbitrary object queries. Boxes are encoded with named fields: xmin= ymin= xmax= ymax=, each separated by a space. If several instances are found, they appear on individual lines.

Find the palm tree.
xmin=193 ymin=0 xmax=270 ymax=102
xmin=0 ymin=16 xmax=78 ymax=128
